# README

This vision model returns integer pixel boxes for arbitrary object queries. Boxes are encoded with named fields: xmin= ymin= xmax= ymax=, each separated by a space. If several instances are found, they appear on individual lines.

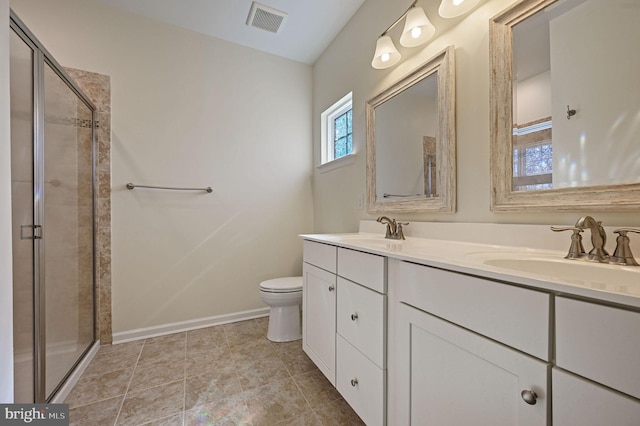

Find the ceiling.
xmin=94 ymin=0 xmax=366 ymax=64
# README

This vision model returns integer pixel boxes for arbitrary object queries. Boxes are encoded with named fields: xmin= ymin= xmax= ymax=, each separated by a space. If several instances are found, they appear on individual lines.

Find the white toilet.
xmin=259 ymin=276 xmax=303 ymax=342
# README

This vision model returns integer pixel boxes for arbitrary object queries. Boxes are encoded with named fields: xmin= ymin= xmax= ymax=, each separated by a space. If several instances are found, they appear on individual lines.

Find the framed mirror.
xmin=366 ymin=46 xmax=456 ymax=213
xmin=490 ymin=0 xmax=640 ymax=211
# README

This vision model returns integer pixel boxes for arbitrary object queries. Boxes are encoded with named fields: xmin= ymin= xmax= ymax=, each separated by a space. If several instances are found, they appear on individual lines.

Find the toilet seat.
xmin=259 ymin=277 xmax=303 ymax=293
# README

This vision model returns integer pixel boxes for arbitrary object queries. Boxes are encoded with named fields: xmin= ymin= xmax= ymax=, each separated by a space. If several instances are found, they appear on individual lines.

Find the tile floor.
xmin=65 ymin=317 xmax=365 ymax=425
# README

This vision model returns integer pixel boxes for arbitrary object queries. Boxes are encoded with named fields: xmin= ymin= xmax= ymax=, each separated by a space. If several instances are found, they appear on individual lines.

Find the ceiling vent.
xmin=246 ymin=2 xmax=287 ymax=34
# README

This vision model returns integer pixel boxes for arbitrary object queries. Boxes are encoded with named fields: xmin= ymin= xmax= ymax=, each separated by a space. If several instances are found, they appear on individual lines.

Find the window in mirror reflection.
xmin=512 ymin=119 xmax=553 ymax=191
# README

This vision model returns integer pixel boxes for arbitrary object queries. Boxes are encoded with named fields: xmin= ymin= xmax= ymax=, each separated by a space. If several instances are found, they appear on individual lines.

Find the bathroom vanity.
xmin=301 ymin=223 xmax=640 ymax=425
xmin=302 ymin=240 xmax=387 ymax=425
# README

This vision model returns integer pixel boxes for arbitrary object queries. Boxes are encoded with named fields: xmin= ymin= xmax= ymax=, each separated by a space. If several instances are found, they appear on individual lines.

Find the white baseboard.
xmin=50 ymin=340 xmax=100 ymax=404
xmin=112 ymin=308 xmax=270 ymax=344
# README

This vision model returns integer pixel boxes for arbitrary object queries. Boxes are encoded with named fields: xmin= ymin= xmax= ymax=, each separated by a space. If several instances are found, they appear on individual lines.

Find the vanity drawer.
xmin=556 ymin=297 xmax=640 ymax=399
xmin=336 ymin=335 xmax=386 ymax=426
xmin=552 ymin=368 xmax=640 ymax=425
xmin=397 ymin=261 xmax=550 ymax=360
xmin=337 ymin=247 xmax=386 ymax=293
xmin=303 ymin=240 xmax=337 ymax=273
xmin=337 ymin=277 xmax=386 ymax=368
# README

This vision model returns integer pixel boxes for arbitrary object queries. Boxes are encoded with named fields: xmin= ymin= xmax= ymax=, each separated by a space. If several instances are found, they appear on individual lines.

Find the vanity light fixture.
xmin=400 ymin=6 xmax=436 ymax=47
xmin=371 ymin=1 xmax=435 ymax=70
xmin=371 ymin=35 xmax=402 ymax=69
xmin=438 ymin=0 xmax=482 ymax=18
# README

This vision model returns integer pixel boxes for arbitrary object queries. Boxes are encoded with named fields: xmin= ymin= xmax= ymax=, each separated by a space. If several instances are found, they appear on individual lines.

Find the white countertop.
xmin=300 ymin=232 xmax=640 ymax=310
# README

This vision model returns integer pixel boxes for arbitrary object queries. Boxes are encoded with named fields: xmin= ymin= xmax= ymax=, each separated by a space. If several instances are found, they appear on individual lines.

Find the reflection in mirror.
xmin=375 ymin=73 xmax=438 ymax=199
xmin=367 ymin=46 xmax=456 ymax=213
xmin=490 ymin=0 xmax=640 ymax=211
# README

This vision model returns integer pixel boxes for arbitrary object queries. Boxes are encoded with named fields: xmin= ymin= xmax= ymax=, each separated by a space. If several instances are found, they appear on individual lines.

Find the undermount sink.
xmin=473 ymin=253 xmax=640 ymax=292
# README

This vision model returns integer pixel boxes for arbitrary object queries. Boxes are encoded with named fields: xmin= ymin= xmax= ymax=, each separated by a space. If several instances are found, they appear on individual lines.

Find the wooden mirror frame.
xmin=366 ymin=46 xmax=456 ymax=213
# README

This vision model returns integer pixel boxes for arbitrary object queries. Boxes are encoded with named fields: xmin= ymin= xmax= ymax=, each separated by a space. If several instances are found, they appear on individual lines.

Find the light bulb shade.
xmin=400 ymin=7 xmax=435 ymax=47
xmin=438 ymin=0 xmax=482 ymax=18
xmin=371 ymin=35 xmax=401 ymax=69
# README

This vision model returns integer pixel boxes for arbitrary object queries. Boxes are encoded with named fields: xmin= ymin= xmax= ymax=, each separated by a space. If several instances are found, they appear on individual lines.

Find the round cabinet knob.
xmin=351 ymin=378 xmax=358 ymax=387
xmin=351 ymin=313 xmax=358 ymax=321
xmin=328 ymin=285 xmax=335 ymax=292
xmin=521 ymin=389 xmax=538 ymax=405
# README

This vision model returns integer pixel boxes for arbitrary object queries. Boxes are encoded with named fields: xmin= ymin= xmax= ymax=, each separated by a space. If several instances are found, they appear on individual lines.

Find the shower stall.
xmin=10 ymin=13 xmax=97 ymax=402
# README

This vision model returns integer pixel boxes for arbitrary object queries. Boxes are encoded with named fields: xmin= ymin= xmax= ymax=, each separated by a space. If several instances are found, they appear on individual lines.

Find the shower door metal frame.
xmin=10 ymin=11 xmax=98 ymax=403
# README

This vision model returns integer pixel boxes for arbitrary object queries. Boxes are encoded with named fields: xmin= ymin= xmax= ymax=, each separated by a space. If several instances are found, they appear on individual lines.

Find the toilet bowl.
xmin=259 ymin=277 xmax=303 ymax=342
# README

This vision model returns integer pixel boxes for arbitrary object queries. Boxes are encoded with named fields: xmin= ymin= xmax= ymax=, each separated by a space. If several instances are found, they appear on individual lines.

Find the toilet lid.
xmin=259 ymin=276 xmax=303 ymax=293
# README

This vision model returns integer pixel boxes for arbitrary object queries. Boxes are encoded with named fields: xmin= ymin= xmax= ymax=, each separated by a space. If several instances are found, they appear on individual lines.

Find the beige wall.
xmin=1 ymin=0 xmax=14 ymax=403
xmin=312 ymin=0 xmax=640 ymax=233
xmin=10 ymin=0 xmax=314 ymax=334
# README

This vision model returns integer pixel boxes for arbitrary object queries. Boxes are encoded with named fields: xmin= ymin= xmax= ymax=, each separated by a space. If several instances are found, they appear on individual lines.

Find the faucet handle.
xmin=550 ymin=226 xmax=585 ymax=259
xmin=610 ymin=228 xmax=640 ymax=266
xmin=613 ymin=228 xmax=640 ymax=235
xmin=396 ymin=222 xmax=409 ymax=240
xmin=551 ymin=226 xmax=581 ymax=232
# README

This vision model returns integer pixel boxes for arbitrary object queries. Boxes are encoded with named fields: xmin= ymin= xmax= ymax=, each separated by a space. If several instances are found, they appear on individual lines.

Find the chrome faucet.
xmin=575 ymin=216 xmax=609 ymax=262
xmin=552 ymin=217 xmax=639 ymax=266
xmin=376 ymin=216 xmax=408 ymax=240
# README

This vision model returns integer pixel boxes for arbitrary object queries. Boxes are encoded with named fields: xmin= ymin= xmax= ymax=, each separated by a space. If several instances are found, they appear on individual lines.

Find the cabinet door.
xmin=302 ymin=262 xmax=337 ymax=385
xmin=395 ymin=303 xmax=549 ymax=426
xmin=553 ymin=369 xmax=640 ymax=426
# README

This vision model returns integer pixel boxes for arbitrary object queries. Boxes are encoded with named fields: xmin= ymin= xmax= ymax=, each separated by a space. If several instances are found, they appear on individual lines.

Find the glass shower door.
xmin=10 ymin=26 xmax=36 ymax=404
xmin=42 ymin=62 xmax=95 ymax=400
xmin=11 ymin=16 xmax=96 ymax=402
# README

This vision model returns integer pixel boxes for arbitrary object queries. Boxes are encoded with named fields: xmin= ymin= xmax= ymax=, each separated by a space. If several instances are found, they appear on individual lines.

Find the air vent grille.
xmin=246 ymin=2 xmax=287 ymax=34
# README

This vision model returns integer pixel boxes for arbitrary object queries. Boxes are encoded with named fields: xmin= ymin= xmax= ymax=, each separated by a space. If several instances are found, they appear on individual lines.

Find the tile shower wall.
xmin=66 ymin=67 xmax=112 ymax=344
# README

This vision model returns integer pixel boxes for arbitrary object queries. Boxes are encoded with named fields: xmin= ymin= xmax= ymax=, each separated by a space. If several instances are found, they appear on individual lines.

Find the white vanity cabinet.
xmin=302 ymin=241 xmax=337 ymax=384
xmin=302 ymin=240 xmax=387 ymax=425
xmin=553 ymin=297 xmax=640 ymax=425
xmin=302 ymin=232 xmax=640 ymax=426
xmin=394 ymin=261 xmax=551 ymax=425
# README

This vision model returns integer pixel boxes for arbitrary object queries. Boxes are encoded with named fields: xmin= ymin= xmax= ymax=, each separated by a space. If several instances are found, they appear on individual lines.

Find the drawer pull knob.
xmin=351 ymin=378 xmax=358 ymax=387
xmin=351 ymin=313 xmax=358 ymax=321
xmin=328 ymin=285 xmax=335 ymax=292
xmin=521 ymin=389 xmax=537 ymax=405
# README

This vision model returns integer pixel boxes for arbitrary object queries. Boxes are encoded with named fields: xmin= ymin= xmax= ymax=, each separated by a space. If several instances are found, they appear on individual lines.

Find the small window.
xmin=321 ymin=92 xmax=353 ymax=166
xmin=512 ymin=118 xmax=553 ymax=191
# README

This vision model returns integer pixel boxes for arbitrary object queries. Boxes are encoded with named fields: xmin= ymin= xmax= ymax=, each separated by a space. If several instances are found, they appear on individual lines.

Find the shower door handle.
xmin=20 ymin=225 xmax=42 ymax=240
